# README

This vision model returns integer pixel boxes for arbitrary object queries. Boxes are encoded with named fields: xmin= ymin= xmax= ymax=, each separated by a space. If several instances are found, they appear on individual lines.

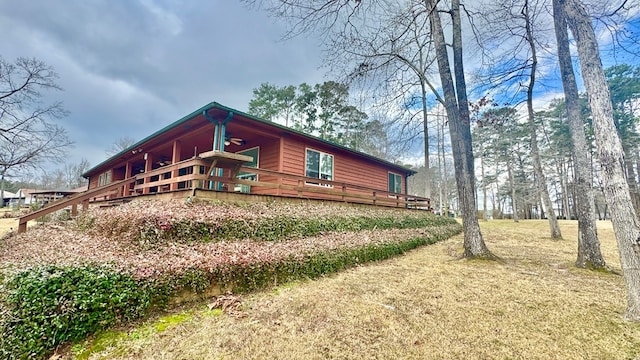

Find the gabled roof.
xmin=84 ymin=102 xmax=415 ymax=177
xmin=1 ymin=191 xmax=17 ymax=199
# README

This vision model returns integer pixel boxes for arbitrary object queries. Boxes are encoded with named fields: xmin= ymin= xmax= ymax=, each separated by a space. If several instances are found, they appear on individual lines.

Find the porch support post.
xmin=216 ymin=124 xmax=226 ymax=190
xmin=404 ymin=174 xmax=409 ymax=209
xmin=123 ymin=161 xmax=132 ymax=197
xmin=203 ymin=109 xmax=234 ymax=191
xmin=143 ymin=153 xmax=153 ymax=194
xmin=171 ymin=140 xmax=182 ymax=190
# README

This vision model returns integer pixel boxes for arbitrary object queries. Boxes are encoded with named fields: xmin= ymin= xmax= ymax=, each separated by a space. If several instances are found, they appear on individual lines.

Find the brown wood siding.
xmin=280 ymin=135 xmax=402 ymax=195
xmin=282 ymin=136 xmax=305 ymax=174
xmin=89 ymin=176 xmax=98 ymax=190
xmin=248 ymin=139 xmax=280 ymax=195
xmin=280 ymin=137 xmax=305 ymax=197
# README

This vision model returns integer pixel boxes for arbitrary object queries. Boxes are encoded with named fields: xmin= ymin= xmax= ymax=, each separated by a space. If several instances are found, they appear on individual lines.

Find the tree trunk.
xmin=481 ymin=146 xmax=488 ymax=221
xmin=0 ymin=169 xmax=6 ymax=208
xmin=521 ymin=0 xmax=561 ymax=236
xmin=560 ymin=161 xmax=571 ymax=219
xmin=561 ymin=0 xmax=640 ymax=320
xmin=553 ymin=0 xmax=605 ymax=268
xmin=497 ymin=184 xmax=504 ymax=219
xmin=507 ymin=158 xmax=519 ymax=221
xmin=420 ymin=78 xmax=432 ymax=202
xmin=428 ymin=0 xmax=494 ymax=259
xmin=623 ymin=145 xmax=640 ymax=215
xmin=438 ymin=114 xmax=444 ymax=215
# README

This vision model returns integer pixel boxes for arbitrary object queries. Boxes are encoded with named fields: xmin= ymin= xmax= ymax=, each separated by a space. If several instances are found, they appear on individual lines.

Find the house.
xmin=3 ymin=187 xmax=87 ymax=208
xmin=81 ymin=102 xmax=425 ymax=207
xmin=1 ymin=190 xmax=18 ymax=207
xmin=4 ymin=189 xmax=36 ymax=207
xmin=17 ymin=102 xmax=429 ymax=232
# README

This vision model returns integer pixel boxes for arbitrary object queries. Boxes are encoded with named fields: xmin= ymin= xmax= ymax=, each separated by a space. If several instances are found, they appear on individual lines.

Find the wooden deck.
xmin=18 ymin=154 xmax=430 ymax=233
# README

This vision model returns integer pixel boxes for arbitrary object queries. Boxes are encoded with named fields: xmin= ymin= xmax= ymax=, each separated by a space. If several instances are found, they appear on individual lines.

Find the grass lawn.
xmin=0 ymin=218 xmax=17 ymax=235
xmin=64 ymin=219 xmax=640 ymax=359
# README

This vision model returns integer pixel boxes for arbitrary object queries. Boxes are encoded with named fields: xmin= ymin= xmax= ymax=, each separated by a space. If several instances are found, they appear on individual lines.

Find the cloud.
xmin=0 ymin=0 xmax=325 ymax=171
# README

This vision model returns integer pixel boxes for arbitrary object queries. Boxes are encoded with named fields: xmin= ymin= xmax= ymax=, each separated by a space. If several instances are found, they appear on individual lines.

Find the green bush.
xmin=218 ymin=226 xmax=460 ymax=293
xmin=77 ymin=200 xmax=459 ymax=245
xmin=153 ymin=213 xmax=457 ymax=244
xmin=0 ymin=266 xmax=156 ymax=359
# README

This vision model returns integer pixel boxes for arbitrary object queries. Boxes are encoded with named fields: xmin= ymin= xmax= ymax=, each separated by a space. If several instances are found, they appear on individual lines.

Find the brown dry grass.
xmin=69 ymin=220 xmax=640 ymax=360
xmin=0 ymin=218 xmax=17 ymax=235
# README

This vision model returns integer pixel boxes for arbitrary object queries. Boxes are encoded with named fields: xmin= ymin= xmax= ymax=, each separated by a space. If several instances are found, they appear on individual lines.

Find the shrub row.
xmin=0 ymin=224 xmax=460 ymax=359
xmin=216 ymin=228 xmax=457 ymax=293
xmin=138 ymin=213 xmax=455 ymax=246
xmin=77 ymin=200 xmax=457 ymax=246
xmin=0 ymin=266 xmax=158 ymax=359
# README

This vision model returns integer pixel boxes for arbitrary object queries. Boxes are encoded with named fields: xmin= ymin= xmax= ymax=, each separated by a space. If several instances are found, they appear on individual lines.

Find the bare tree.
xmin=552 ymin=1 xmax=605 ymax=269
xmin=521 ymin=0 xmax=562 ymax=237
xmin=325 ymin=3 xmax=439 ymax=199
xmin=474 ymin=0 xmax=562 ymax=236
xmin=428 ymin=0 xmax=494 ymax=258
xmin=0 ymin=56 xmax=71 ymax=201
xmin=62 ymin=158 xmax=90 ymax=189
xmin=249 ymin=0 xmax=494 ymax=258
xmin=106 ymin=136 xmax=137 ymax=156
xmin=555 ymin=0 xmax=640 ymax=319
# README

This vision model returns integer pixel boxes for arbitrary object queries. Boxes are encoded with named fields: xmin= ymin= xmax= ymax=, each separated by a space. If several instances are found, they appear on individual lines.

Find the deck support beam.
xmin=171 ymin=140 xmax=182 ymax=190
xmin=143 ymin=153 xmax=153 ymax=194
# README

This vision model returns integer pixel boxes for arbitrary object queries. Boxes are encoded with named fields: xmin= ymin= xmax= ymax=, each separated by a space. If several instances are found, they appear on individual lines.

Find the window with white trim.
xmin=98 ymin=171 xmax=112 ymax=187
xmin=388 ymin=172 xmax=402 ymax=194
xmin=306 ymin=149 xmax=333 ymax=186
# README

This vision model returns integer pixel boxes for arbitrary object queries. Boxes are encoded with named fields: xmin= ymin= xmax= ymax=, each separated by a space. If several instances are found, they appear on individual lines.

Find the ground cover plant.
xmin=61 ymin=220 xmax=640 ymax=360
xmin=0 ymin=199 xmax=460 ymax=359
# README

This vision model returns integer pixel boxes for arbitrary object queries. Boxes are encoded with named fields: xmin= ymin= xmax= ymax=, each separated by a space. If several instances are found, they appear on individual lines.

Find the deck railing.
xmin=208 ymin=166 xmax=430 ymax=209
xmin=18 ymin=156 xmax=429 ymax=233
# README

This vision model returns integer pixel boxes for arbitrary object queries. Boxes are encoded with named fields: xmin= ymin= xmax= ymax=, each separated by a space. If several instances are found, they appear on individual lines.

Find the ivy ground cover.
xmin=0 ymin=199 xmax=461 ymax=359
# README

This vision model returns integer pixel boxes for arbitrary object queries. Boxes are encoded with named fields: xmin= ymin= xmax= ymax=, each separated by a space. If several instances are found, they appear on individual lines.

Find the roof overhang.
xmin=83 ymin=102 xmax=416 ymax=178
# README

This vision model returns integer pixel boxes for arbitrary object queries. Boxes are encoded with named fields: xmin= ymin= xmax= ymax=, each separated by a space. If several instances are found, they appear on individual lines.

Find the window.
xmin=98 ymin=171 xmax=112 ymax=187
xmin=306 ymin=149 xmax=333 ymax=186
xmin=235 ymin=147 xmax=259 ymax=193
xmin=388 ymin=172 xmax=402 ymax=194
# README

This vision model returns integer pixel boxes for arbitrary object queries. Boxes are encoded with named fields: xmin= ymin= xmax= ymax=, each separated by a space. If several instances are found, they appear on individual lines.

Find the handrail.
xmin=235 ymin=166 xmax=430 ymax=204
xmin=136 ymin=157 xmax=210 ymax=180
xmin=17 ymin=177 xmax=137 ymax=233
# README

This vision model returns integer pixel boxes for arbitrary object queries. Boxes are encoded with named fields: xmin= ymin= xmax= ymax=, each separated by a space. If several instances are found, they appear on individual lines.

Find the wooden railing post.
xmin=341 ymin=184 xmax=347 ymax=201
xmin=71 ymin=203 xmax=78 ymax=217
xmin=297 ymin=179 xmax=303 ymax=197
xmin=373 ymin=191 xmax=377 ymax=206
xmin=18 ymin=220 xmax=27 ymax=233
